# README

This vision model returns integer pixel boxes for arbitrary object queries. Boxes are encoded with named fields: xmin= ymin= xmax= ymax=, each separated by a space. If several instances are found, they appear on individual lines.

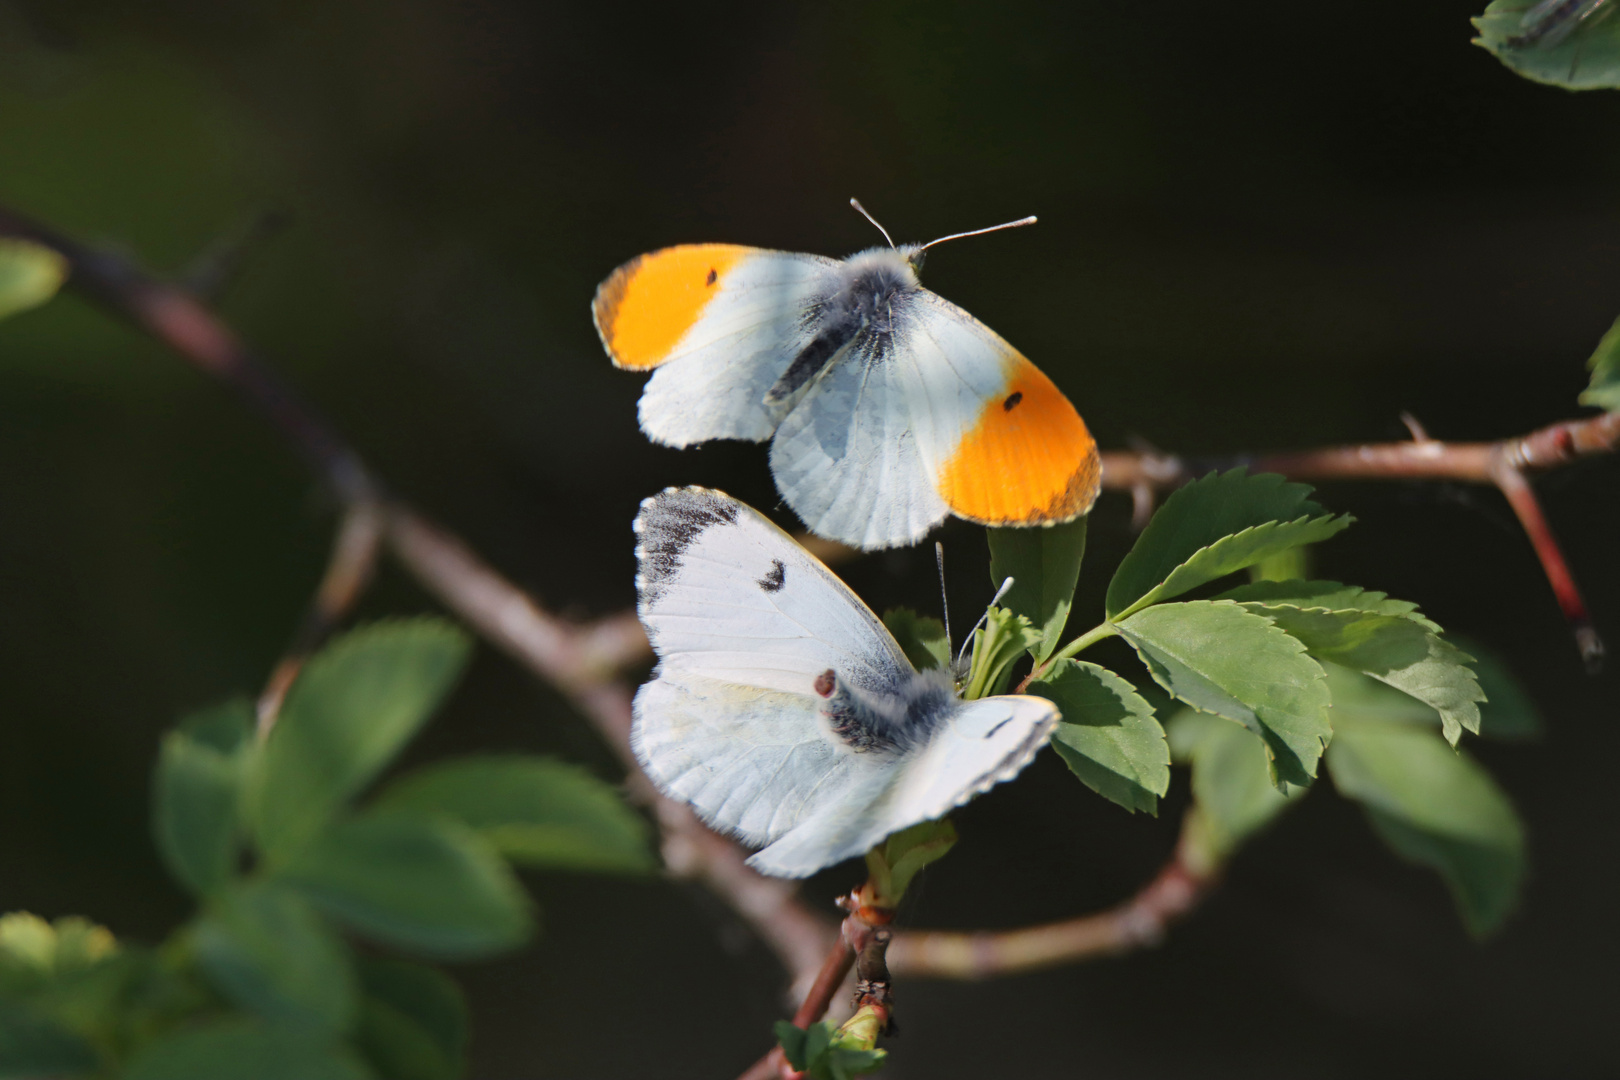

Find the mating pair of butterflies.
xmin=597 ymin=208 xmax=1086 ymax=877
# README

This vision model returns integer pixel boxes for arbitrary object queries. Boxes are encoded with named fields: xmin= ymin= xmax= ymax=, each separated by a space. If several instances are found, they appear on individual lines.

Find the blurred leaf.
xmin=1030 ymin=660 xmax=1169 ymax=814
xmin=963 ymin=608 xmax=1040 ymax=700
xmin=863 ymin=820 xmax=956 ymax=908
xmin=1167 ymin=711 xmax=1304 ymax=856
xmin=1106 ymin=470 xmax=1350 ymax=620
xmin=1459 ymin=638 xmax=1543 ymax=740
xmin=192 ymin=883 xmax=356 ymax=1034
xmin=987 ymin=516 xmax=1087 ymax=662
xmin=1223 ymin=601 xmax=1484 ymax=745
xmin=250 ymin=620 xmax=472 ymax=863
xmin=1326 ymin=719 xmax=1527 ymax=936
xmin=0 ymin=998 xmax=99 ymax=1079
xmin=1118 ymin=600 xmax=1331 ymax=787
xmin=882 ymin=609 xmax=951 ymax=672
xmin=154 ymin=698 xmax=253 ymax=896
xmin=0 ymin=914 xmax=118 ymax=998
xmin=1579 ymin=313 xmax=1620 ymax=410
xmin=354 ymin=958 xmax=467 ymax=1080
xmin=122 ymin=1019 xmax=371 ymax=1080
xmin=0 ymin=240 xmax=67 ymax=323
xmin=375 ymin=756 xmax=652 ymax=874
xmin=776 ymin=1021 xmax=810 ymax=1070
xmin=281 ymin=813 xmax=532 ymax=960
xmin=1474 ymin=0 xmax=1620 ymax=91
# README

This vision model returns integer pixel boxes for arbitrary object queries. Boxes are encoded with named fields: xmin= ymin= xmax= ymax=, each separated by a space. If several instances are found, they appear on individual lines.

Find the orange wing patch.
xmin=593 ymin=244 xmax=752 ymax=370
xmin=937 ymin=356 xmax=1100 ymax=526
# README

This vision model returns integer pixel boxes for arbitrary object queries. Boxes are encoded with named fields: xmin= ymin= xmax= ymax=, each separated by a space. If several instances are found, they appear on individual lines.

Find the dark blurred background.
xmin=1 ymin=1 xmax=1618 ymax=1076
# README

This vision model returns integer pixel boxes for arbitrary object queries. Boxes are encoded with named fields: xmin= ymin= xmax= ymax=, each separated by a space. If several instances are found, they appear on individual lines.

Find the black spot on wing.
xmin=758 ymin=558 xmax=786 ymax=593
xmin=1003 ymin=391 xmax=1023 ymax=411
xmin=705 ymin=267 xmax=717 ymax=286
xmin=634 ymin=488 xmax=740 ymax=608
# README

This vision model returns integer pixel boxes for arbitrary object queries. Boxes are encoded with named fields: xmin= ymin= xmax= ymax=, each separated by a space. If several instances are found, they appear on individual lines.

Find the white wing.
xmin=767 ymin=289 xmax=1010 ymax=551
xmin=631 ymin=487 xmax=1059 ymax=878
xmin=636 ymin=251 xmax=841 ymax=447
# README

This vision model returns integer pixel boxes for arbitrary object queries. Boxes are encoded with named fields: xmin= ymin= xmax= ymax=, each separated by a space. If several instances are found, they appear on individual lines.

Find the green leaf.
xmin=279 ymin=812 xmax=532 ymax=960
xmin=1106 ymin=470 xmax=1351 ymax=620
xmin=1217 ymin=581 xmax=1485 ymax=745
xmin=775 ymin=1021 xmax=810 ymax=1070
xmin=963 ymin=607 xmax=1040 ymax=700
xmin=1166 ymin=711 xmax=1304 ymax=856
xmin=1580 ymin=314 xmax=1620 ymax=411
xmin=1458 ymin=638 xmax=1543 ymax=741
xmin=0 ymin=914 xmax=118 ymax=998
xmin=192 ymin=883 xmax=356 ymax=1034
xmin=987 ymin=516 xmax=1088 ymax=663
xmin=250 ymin=619 xmax=472 ymax=863
xmin=1474 ymin=0 xmax=1620 ymax=91
xmin=1117 ymin=600 xmax=1331 ymax=787
xmin=1326 ymin=719 xmax=1527 ymax=936
xmin=0 ymin=240 xmax=67 ymax=323
xmin=1030 ymin=660 xmax=1169 ymax=814
xmin=863 ymin=820 xmax=957 ymax=908
xmin=154 ymin=699 xmax=254 ymax=897
xmin=0 ymin=998 xmax=100 ymax=1078
xmin=881 ymin=609 xmax=951 ymax=672
xmin=122 ymin=1019 xmax=371 ymax=1080
xmin=374 ymin=756 xmax=653 ymax=874
xmin=353 ymin=958 xmax=467 ymax=1080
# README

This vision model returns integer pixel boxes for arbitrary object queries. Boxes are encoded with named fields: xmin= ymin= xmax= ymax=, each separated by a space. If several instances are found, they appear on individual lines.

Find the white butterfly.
xmin=631 ymin=487 xmax=1060 ymax=878
xmin=593 ymin=205 xmax=1100 ymax=552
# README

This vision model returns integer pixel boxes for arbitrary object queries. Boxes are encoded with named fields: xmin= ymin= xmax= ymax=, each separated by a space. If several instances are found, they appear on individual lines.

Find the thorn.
xmin=182 ymin=208 xmax=291 ymax=301
xmin=1400 ymin=411 xmax=1433 ymax=443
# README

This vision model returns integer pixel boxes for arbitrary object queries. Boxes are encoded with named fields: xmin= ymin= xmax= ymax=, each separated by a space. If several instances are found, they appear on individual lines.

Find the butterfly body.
xmin=630 ymin=487 xmax=1058 ymax=878
xmin=595 ymin=233 xmax=1100 ymax=551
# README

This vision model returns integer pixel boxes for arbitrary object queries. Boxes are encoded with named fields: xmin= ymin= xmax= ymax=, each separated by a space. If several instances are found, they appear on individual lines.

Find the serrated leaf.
xmin=192 ymin=883 xmax=356 ymax=1034
xmin=154 ymin=699 xmax=254 ymax=896
xmin=1030 ymin=660 xmax=1169 ymax=814
xmin=1166 ymin=711 xmax=1304 ymax=855
xmin=1117 ymin=600 xmax=1331 ymax=787
xmin=354 ymin=958 xmax=467 ymax=1080
xmin=881 ymin=608 xmax=951 ymax=672
xmin=374 ymin=756 xmax=652 ymax=874
xmin=1219 ymin=585 xmax=1484 ymax=745
xmin=0 ymin=240 xmax=67 ymax=323
xmin=1579 ymin=313 xmax=1620 ymax=410
xmin=987 ymin=516 xmax=1088 ymax=662
xmin=963 ymin=607 xmax=1040 ymax=700
xmin=0 ymin=998 xmax=100 ymax=1078
xmin=1473 ymin=0 xmax=1620 ymax=91
xmin=1107 ymin=470 xmax=1350 ymax=620
xmin=122 ymin=1019 xmax=370 ymax=1080
xmin=280 ymin=812 xmax=532 ymax=960
xmin=250 ymin=619 xmax=472 ymax=863
xmin=1326 ymin=719 xmax=1526 ymax=936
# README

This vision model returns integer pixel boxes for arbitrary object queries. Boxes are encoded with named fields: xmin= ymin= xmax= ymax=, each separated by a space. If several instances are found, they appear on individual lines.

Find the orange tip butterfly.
xmin=594 ymin=200 xmax=1101 ymax=551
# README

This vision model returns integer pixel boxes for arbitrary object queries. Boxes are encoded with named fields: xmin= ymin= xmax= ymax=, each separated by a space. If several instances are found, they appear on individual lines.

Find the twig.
xmin=257 ymin=498 xmax=385 ymax=733
xmin=1490 ymin=460 xmax=1604 ymax=671
xmin=886 ymin=816 xmax=1216 ymax=979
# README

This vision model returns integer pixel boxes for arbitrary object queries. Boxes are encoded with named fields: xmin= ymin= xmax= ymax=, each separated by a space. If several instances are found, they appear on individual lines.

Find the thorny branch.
xmin=3 ymin=204 xmax=1615 ymax=1055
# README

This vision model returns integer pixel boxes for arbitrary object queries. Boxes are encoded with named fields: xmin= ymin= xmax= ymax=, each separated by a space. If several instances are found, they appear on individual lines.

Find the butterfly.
xmin=593 ymin=201 xmax=1101 ymax=552
xmin=630 ymin=486 xmax=1060 ymax=878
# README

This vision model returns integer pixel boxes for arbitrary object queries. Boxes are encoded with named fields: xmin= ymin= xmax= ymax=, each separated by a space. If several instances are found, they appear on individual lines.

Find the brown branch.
xmin=887 ymin=815 xmax=1217 ymax=980
xmin=257 ymin=498 xmax=385 ymax=733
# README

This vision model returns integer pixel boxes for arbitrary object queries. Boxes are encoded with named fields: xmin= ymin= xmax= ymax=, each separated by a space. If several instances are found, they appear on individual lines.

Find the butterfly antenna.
xmin=850 ymin=198 xmax=897 ymax=250
xmin=956 ymin=576 xmax=1016 ymax=669
xmin=919 ymin=215 xmax=1038 ymax=254
xmin=935 ymin=541 xmax=952 ymax=656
